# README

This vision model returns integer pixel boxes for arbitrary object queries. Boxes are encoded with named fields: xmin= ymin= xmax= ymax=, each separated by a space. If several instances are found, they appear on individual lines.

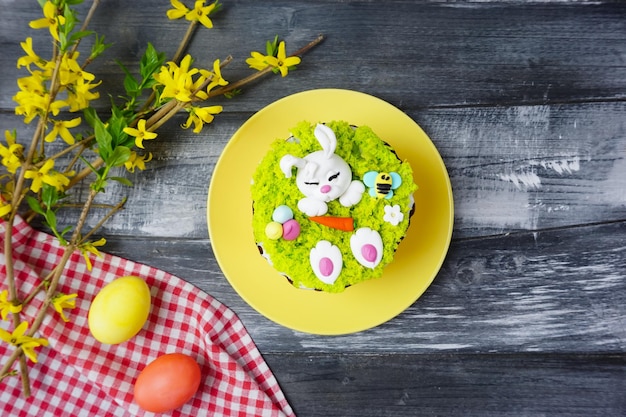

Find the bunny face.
xmin=294 ymin=151 xmax=353 ymax=203
xmin=279 ymin=124 xmax=365 ymax=216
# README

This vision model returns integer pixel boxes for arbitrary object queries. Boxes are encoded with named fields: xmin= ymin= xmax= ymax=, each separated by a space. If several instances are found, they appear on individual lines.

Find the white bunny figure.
xmin=280 ymin=124 xmax=365 ymax=216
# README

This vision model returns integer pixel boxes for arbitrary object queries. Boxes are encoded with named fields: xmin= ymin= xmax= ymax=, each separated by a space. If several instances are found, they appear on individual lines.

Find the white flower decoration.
xmin=383 ymin=204 xmax=404 ymax=226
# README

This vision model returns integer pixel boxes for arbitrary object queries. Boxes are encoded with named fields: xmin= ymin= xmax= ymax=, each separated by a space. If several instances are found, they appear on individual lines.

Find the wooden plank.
xmin=99 ymin=221 xmax=626 ymax=355
xmin=415 ymin=102 xmax=626 ymax=237
xmin=1 ymin=1 xmax=625 ymax=110
xmin=264 ymin=352 xmax=626 ymax=417
xmin=6 ymin=98 xmax=623 ymax=239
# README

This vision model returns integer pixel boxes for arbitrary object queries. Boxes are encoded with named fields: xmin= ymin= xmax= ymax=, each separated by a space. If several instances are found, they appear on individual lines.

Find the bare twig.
xmin=172 ymin=20 xmax=199 ymax=64
xmin=0 ymin=188 xmax=98 ymax=379
xmin=79 ymin=197 xmax=127 ymax=244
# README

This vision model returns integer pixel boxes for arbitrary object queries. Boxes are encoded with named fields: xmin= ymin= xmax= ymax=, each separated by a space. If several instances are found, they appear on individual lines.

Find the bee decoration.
xmin=363 ymin=171 xmax=402 ymax=199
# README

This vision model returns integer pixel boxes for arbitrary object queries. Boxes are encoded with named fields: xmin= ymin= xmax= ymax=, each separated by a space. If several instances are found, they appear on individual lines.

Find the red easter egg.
xmin=134 ymin=353 xmax=202 ymax=413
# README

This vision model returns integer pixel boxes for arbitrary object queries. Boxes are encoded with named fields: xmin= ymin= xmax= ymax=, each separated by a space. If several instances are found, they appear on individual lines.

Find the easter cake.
xmin=251 ymin=121 xmax=417 ymax=293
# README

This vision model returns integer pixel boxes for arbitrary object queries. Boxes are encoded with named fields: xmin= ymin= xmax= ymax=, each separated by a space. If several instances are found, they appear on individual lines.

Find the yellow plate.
xmin=207 ymin=89 xmax=453 ymax=335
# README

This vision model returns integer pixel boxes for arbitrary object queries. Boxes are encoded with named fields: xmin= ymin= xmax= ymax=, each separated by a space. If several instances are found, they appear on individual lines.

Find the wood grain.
xmin=2 ymin=1 xmax=625 ymax=416
xmin=2 ymin=1 xmax=626 ymax=110
xmin=5 ymin=100 xmax=624 ymax=239
xmin=265 ymin=353 xmax=626 ymax=417
xmin=99 ymin=221 xmax=626 ymax=356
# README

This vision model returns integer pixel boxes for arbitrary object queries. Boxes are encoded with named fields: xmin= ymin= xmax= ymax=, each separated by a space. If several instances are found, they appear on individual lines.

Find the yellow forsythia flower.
xmin=59 ymin=52 xmax=96 ymax=87
xmin=206 ymin=59 xmax=229 ymax=92
xmin=66 ymin=78 xmax=101 ymax=112
xmin=0 ymin=290 xmax=23 ymax=321
xmin=24 ymin=159 xmax=71 ymax=193
xmin=123 ymin=119 xmax=157 ymax=149
xmin=167 ymin=0 xmax=220 ymax=29
xmin=183 ymin=105 xmax=222 ymax=133
xmin=167 ymin=0 xmax=189 ymax=20
xmin=78 ymin=238 xmax=106 ymax=271
xmin=44 ymin=117 xmax=81 ymax=145
xmin=264 ymin=41 xmax=301 ymax=77
xmin=28 ymin=1 xmax=65 ymax=42
xmin=0 ymin=321 xmax=48 ymax=363
xmin=124 ymin=151 xmax=153 ymax=173
xmin=1 ymin=130 xmax=23 ymax=174
xmin=51 ymin=293 xmax=78 ymax=322
xmin=185 ymin=0 xmax=219 ymax=29
xmin=246 ymin=41 xmax=301 ymax=77
xmin=153 ymin=54 xmax=198 ymax=103
xmin=16 ymin=37 xmax=47 ymax=70
xmin=246 ymin=51 xmax=270 ymax=71
xmin=0 ymin=201 xmax=11 ymax=218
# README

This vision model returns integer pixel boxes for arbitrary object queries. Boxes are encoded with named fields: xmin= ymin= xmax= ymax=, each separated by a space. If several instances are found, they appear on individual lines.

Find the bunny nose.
xmin=320 ymin=185 xmax=331 ymax=194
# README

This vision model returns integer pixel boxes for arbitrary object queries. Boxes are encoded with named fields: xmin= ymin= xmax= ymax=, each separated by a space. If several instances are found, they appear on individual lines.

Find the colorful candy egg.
xmin=272 ymin=205 xmax=294 ymax=223
xmin=282 ymin=219 xmax=300 ymax=240
xmin=265 ymin=221 xmax=283 ymax=239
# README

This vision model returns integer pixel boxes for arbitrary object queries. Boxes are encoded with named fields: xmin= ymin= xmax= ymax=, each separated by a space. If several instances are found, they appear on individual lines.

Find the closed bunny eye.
xmin=328 ymin=172 xmax=340 ymax=181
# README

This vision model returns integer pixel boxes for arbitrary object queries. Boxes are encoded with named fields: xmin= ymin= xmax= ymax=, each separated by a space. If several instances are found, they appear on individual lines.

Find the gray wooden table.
xmin=2 ymin=1 xmax=625 ymax=416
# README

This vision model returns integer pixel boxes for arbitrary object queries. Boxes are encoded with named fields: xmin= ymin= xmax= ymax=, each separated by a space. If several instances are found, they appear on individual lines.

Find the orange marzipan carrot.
xmin=309 ymin=216 xmax=354 ymax=231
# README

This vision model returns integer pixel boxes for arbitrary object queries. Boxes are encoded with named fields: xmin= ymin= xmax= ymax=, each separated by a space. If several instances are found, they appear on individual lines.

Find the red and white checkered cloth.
xmin=0 ymin=215 xmax=295 ymax=417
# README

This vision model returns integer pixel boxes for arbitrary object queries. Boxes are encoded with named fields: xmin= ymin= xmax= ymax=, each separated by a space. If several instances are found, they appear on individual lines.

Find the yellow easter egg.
xmin=88 ymin=275 xmax=151 ymax=344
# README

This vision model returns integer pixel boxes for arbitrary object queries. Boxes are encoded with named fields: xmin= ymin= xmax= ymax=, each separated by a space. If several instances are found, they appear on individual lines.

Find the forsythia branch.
xmin=1 ymin=0 xmax=324 ymax=398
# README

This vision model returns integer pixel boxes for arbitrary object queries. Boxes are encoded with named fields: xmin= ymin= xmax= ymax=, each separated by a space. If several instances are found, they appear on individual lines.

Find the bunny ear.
xmin=280 ymin=154 xmax=306 ymax=178
xmin=314 ymin=124 xmax=337 ymax=158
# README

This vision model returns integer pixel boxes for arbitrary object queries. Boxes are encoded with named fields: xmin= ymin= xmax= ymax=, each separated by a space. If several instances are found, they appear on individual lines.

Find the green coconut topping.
xmin=251 ymin=120 xmax=417 ymax=293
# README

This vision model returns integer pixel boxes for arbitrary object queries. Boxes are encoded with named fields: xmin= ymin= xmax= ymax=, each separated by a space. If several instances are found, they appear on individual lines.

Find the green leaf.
xmin=140 ymin=43 xmax=166 ymax=78
xmin=94 ymin=118 xmax=113 ymax=160
xmin=26 ymin=196 xmax=45 ymax=216
xmin=266 ymin=35 xmax=279 ymax=56
xmin=124 ymin=74 xmax=139 ymax=96
xmin=61 ymin=225 xmax=73 ymax=237
xmin=42 ymin=184 xmax=59 ymax=208
xmin=69 ymin=30 xmax=94 ymax=44
xmin=83 ymin=107 xmax=99 ymax=128
xmin=45 ymin=209 xmax=57 ymax=230
xmin=141 ymin=77 xmax=159 ymax=90
xmin=79 ymin=155 xmax=99 ymax=176
xmin=116 ymin=59 xmax=135 ymax=79
xmin=107 ymin=105 xmax=129 ymax=147
xmin=58 ymin=31 xmax=69 ymax=51
xmin=224 ymin=89 xmax=242 ymax=99
xmin=107 ymin=146 xmax=131 ymax=167
xmin=116 ymin=60 xmax=140 ymax=98
xmin=59 ymin=4 xmax=78 ymax=51
xmin=211 ymin=0 xmax=223 ymax=15
xmin=110 ymin=176 xmax=133 ymax=187
xmin=63 ymin=4 xmax=77 ymax=30
xmin=90 ymin=33 xmax=112 ymax=60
